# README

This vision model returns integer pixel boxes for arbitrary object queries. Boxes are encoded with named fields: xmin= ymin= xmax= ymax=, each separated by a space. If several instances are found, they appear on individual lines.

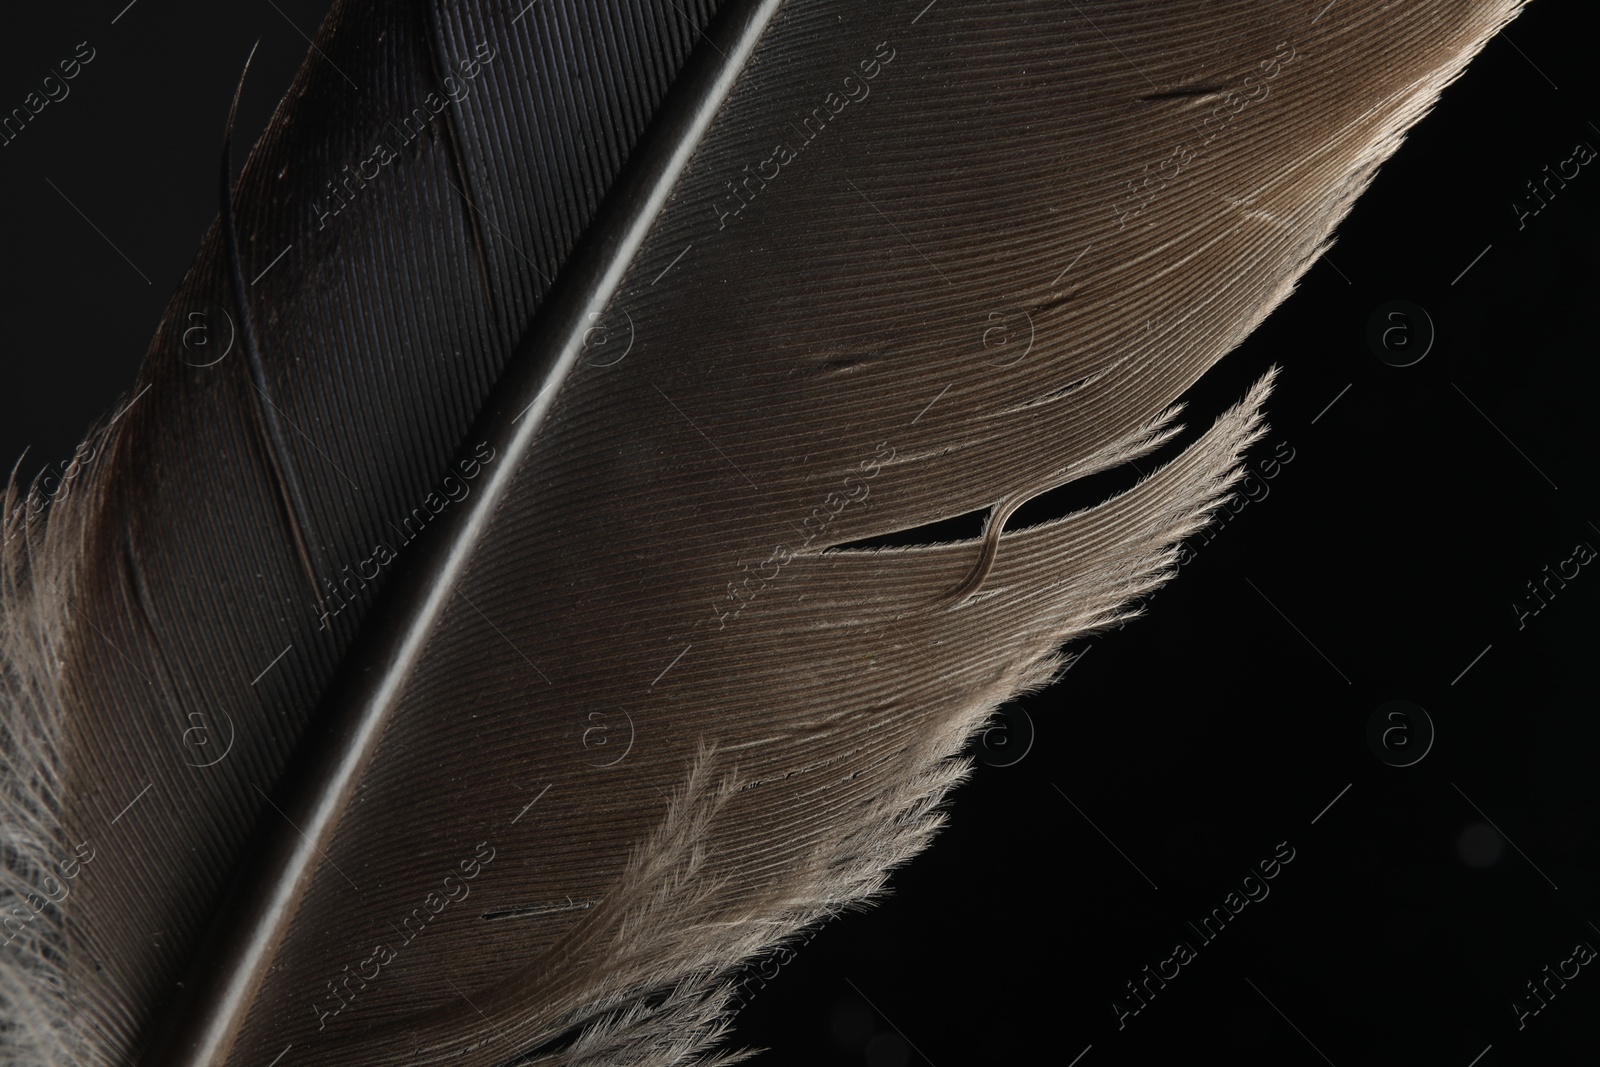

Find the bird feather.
xmin=0 ymin=1 xmax=1524 ymax=1064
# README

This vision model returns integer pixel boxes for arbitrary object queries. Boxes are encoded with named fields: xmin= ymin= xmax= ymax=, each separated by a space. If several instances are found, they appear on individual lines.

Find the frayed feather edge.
xmin=475 ymin=372 xmax=1274 ymax=1067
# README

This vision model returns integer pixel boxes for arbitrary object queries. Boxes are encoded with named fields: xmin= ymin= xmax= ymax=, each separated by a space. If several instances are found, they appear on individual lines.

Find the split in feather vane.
xmin=0 ymin=1 xmax=1524 ymax=1064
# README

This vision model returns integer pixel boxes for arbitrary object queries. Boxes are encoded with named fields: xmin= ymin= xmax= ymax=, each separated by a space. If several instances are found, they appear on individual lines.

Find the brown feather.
xmin=0 ymin=1 xmax=1524 ymax=1065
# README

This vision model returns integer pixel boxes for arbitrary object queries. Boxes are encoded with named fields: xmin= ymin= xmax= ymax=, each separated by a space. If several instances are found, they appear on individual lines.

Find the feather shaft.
xmin=144 ymin=3 xmax=782 ymax=1064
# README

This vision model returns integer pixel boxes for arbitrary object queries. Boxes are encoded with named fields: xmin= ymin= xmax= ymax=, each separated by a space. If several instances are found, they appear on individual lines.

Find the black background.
xmin=2 ymin=2 xmax=1596 ymax=1065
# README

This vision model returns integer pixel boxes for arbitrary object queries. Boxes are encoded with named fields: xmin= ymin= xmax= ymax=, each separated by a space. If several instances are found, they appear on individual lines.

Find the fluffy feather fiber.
xmin=0 ymin=1 xmax=1523 ymax=1065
